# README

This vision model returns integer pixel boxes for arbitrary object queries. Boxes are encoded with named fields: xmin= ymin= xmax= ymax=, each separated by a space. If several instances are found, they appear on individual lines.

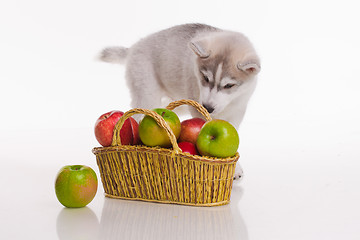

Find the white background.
xmin=1 ymin=0 xmax=359 ymax=239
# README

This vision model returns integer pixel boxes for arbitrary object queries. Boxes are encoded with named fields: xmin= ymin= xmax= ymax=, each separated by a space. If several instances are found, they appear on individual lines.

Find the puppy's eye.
xmin=203 ymin=75 xmax=210 ymax=83
xmin=224 ymin=83 xmax=235 ymax=89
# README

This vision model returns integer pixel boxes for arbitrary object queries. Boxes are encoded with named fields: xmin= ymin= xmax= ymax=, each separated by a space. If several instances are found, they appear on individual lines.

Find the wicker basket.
xmin=92 ymin=99 xmax=239 ymax=206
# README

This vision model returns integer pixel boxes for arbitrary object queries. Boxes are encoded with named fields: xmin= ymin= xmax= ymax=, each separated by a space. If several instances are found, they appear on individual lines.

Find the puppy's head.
xmin=189 ymin=31 xmax=260 ymax=115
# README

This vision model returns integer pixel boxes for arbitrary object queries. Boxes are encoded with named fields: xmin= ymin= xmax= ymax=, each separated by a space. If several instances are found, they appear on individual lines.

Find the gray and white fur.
xmin=99 ymin=24 xmax=261 ymax=180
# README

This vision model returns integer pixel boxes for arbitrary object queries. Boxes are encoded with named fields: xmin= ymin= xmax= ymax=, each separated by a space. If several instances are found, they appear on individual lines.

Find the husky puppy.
xmin=100 ymin=23 xmax=260 ymax=129
xmin=100 ymin=24 xmax=260 ymax=179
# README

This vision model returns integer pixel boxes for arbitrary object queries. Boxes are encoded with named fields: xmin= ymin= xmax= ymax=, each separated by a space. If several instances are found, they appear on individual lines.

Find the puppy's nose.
xmin=202 ymin=104 xmax=214 ymax=114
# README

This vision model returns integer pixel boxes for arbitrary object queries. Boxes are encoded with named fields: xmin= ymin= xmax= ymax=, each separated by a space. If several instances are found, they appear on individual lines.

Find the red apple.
xmin=94 ymin=110 xmax=140 ymax=147
xmin=178 ymin=118 xmax=206 ymax=145
xmin=178 ymin=141 xmax=199 ymax=155
xmin=55 ymin=165 xmax=98 ymax=208
xmin=196 ymin=119 xmax=239 ymax=158
xmin=138 ymin=108 xmax=181 ymax=147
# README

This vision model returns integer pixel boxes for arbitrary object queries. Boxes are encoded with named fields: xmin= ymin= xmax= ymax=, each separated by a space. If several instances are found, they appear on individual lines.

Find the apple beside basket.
xmin=92 ymin=99 xmax=239 ymax=206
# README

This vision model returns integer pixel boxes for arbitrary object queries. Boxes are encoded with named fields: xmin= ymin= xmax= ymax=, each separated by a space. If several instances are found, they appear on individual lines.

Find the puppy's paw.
xmin=233 ymin=172 xmax=243 ymax=181
xmin=233 ymin=166 xmax=244 ymax=181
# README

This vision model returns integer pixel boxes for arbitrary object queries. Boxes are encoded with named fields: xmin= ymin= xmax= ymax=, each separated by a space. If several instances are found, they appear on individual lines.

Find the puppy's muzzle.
xmin=202 ymin=104 xmax=214 ymax=114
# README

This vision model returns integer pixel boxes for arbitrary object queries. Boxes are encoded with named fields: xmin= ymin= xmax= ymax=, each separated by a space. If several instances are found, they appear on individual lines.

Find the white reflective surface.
xmin=97 ymin=190 xmax=246 ymax=240
xmin=1 ymin=126 xmax=359 ymax=239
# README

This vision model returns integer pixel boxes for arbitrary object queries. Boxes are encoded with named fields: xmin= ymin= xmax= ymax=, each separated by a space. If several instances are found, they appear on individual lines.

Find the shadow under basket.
xmin=92 ymin=99 xmax=239 ymax=207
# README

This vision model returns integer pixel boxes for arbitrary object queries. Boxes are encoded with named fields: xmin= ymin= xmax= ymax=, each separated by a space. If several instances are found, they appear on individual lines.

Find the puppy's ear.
xmin=189 ymin=40 xmax=210 ymax=58
xmin=237 ymin=59 xmax=261 ymax=75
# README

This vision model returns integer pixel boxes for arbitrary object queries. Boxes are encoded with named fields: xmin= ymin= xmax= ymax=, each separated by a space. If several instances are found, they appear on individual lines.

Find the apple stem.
xmin=71 ymin=165 xmax=82 ymax=171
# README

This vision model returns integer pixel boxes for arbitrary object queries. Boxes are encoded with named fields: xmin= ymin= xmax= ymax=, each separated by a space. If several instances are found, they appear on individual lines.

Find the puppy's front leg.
xmin=125 ymin=63 xmax=166 ymax=120
xmin=234 ymin=163 xmax=244 ymax=180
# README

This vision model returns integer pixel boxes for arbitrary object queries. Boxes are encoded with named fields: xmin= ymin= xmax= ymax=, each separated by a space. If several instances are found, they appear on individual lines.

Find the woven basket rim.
xmin=92 ymin=145 xmax=239 ymax=164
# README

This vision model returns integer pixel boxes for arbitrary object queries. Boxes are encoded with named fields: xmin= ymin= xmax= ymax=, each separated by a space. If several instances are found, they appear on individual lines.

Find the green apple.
xmin=55 ymin=165 xmax=98 ymax=208
xmin=138 ymin=108 xmax=181 ymax=147
xmin=196 ymin=119 xmax=239 ymax=158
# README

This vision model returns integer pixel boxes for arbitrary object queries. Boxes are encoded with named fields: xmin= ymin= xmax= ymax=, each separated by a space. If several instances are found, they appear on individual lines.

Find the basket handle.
xmin=166 ymin=99 xmax=212 ymax=121
xmin=111 ymin=108 xmax=181 ymax=153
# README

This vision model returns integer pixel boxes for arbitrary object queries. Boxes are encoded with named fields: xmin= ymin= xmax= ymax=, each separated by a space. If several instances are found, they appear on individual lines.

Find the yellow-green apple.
xmin=138 ymin=108 xmax=181 ymax=147
xmin=196 ymin=120 xmax=239 ymax=158
xmin=94 ymin=110 xmax=140 ymax=147
xmin=55 ymin=165 xmax=98 ymax=208
xmin=178 ymin=118 xmax=206 ymax=144
xmin=178 ymin=141 xmax=199 ymax=155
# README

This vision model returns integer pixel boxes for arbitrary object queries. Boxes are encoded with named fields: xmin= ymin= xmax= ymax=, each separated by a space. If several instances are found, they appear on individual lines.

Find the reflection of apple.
xmin=196 ymin=120 xmax=239 ymax=158
xmin=138 ymin=108 xmax=181 ymax=147
xmin=94 ymin=110 xmax=139 ymax=147
xmin=178 ymin=141 xmax=199 ymax=155
xmin=57 ymin=207 xmax=99 ymax=240
xmin=55 ymin=165 xmax=98 ymax=208
xmin=178 ymin=118 xmax=206 ymax=144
